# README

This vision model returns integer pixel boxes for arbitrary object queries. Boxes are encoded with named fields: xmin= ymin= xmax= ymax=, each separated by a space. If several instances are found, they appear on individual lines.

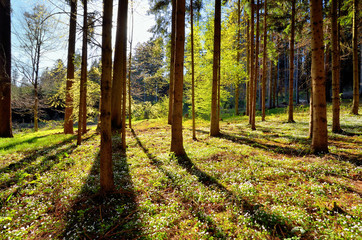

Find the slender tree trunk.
xmin=82 ymin=1 xmax=88 ymax=135
xmin=128 ymin=0 xmax=134 ymax=129
xmin=121 ymin=1 xmax=129 ymax=150
xmin=251 ymin=0 xmax=259 ymax=130
xmin=64 ymin=0 xmax=77 ymax=135
xmin=77 ymin=0 xmax=88 ymax=145
xmin=34 ymin=41 xmax=41 ymax=132
xmin=171 ymin=0 xmax=186 ymax=155
xmin=246 ymin=15 xmax=250 ymax=116
xmin=235 ymin=0 xmax=241 ymax=116
xmin=351 ymin=0 xmax=359 ymax=114
xmin=111 ymin=0 xmax=128 ymax=129
xmin=331 ymin=0 xmax=341 ymax=132
xmin=100 ymin=0 xmax=115 ymax=194
xmin=168 ymin=0 xmax=176 ymax=125
xmin=249 ymin=0 xmax=255 ymax=125
xmin=310 ymin=0 xmax=328 ymax=153
xmin=191 ymin=0 xmax=196 ymax=140
xmin=288 ymin=0 xmax=295 ymax=122
xmin=296 ymin=48 xmax=299 ymax=104
xmin=261 ymin=0 xmax=267 ymax=121
xmin=210 ymin=0 xmax=221 ymax=136
xmin=0 ymin=0 xmax=12 ymax=138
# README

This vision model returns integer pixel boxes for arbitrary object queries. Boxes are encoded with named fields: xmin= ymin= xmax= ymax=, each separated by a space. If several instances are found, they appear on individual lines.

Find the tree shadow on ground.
xmin=0 ymin=133 xmax=55 ymax=151
xmin=131 ymin=129 xmax=306 ymax=239
xmin=62 ymin=137 xmax=142 ymax=239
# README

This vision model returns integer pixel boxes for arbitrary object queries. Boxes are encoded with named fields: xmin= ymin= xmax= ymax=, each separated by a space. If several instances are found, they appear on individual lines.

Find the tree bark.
xmin=288 ymin=0 xmax=295 ymax=123
xmin=351 ymin=0 xmax=359 ymax=115
xmin=249 ymin=0 xmax=255 ymax=126
xmin=128 ymin=0 xmax=134 ymax=129
xmin=168 ymin=0 xmax=176 ymax=125
xmin=111 ymin=0 xmax=128 ymax=130
xmin=191 ymin=0 xmax=196 ymax=140
xmin=210 ymin=0 xmax=221 ymax=136
xmin=331 ymin=0 xmax=341 ymax=132
xmin=100 ymin=0 xmax=115 ymax=194
xmin=251 ymin=0 xmax=259 ymax=130
xmin=235 ymin=0 xmax=241 ymax=116
xmin=246 ymin=14 xmax=250 ymax=117
xmin=0 ymin=0 xmax=13 ymax=138
xmin=171 ymin=0 xmax=186 ymax=156
xmin=310 ymin=0 xmax=328 ymax=153
xmin=64 ymin=0 xmax=77 ymax=135
xmin=261 ymin=0 xmax=267 ymax=121
xmin=77 ymin=0 xmax=88 ymax=145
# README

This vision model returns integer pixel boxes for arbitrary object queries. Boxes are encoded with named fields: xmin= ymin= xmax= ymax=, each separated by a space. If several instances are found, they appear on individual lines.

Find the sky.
xmin=11 ymin=0 xmax=155 ymax=77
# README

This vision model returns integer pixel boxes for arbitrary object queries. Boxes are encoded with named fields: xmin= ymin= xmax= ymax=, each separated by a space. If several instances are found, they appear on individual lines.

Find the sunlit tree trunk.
xmin=251 ymin=0 xmax=259 ymax=130
xmin=171 ymin=0 xmax=186 ymax=156
xmin=246 ymin=15 xmax=250 ymax=117
xmin=100 ymin=0 xmax=115 ymax=194
xmin=249 ymin=0 xmax=255 ymax=125
xmin=64 ymin=0 xmax=77 ymax=135
xmin=310 ymin=0 xmax=328 ymax=153
xmin=351 ymin=0 xmax=359 ymax=115
xmin=235 ymin=0 xmax=241 ymax=116
xmin=168 ymin=0 xmax=176 ymax=125
xmin=191 ymin=0 xmax=196 ymax=140
xmin=261 ymin=0 xmax=267 ymax=121
xmin=331 ymin=0 xmax=341 ymax=132
xmin=210 ymin=0 xmax=221 ymax=136
xmin=0 ymin=0 xmax=12 ymax=138
xmin=77 ymin=0 xmax=88 ymax=145
xmin=128 ymin=0 xmax=134 ymax=129
xmin=111 ymin=0 xmax=128 ymax=130
xmin=288 ymin=0 xmax=295 ymax=123
xmin=34 ymin=41 xmax=41 ymax=132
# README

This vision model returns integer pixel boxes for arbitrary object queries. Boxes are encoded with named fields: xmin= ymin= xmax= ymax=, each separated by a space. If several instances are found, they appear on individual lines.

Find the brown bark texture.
xmin=249 ymin=1 xmax=254 ymax=125
xmin=310 ymin=0 xmax=328 ymax=153
xmin=168 ymin=0 xmax=176 ymax=125
xmin=288 ymin=0 xmax=295 ymax=123
xmin=64 ymin=0 xmax=77 ymax=135
xmin=100 ymin=0 xmax=115 ymax=194
xmin=261 ymin=0 xmax=267 ymax=121
xmin=191 ymin=0 xmax=196 ymax=140
xmin=0 ymin=0 xmax=12 ymax=138
xmin=170 ymin=0 xmax=186 ymax=156
xmin=351 ymin=0 xmax=359 ymax=114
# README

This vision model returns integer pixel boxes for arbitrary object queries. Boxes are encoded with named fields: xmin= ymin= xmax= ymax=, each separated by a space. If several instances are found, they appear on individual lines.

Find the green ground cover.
xmin=0 ymin=104 xmax=361 ymax=239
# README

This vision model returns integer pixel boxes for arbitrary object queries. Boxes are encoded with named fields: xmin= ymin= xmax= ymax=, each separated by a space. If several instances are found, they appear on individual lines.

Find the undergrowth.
xmin=0 ymin=104 xmax=361 ymax=239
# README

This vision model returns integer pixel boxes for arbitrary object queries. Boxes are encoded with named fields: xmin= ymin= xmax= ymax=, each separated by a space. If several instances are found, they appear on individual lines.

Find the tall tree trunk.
xmin=331 ymin=0 xmax=341 ymax=132
xmin=0 ymin=0 xmax=12 ymax=138
xmin=77 ymin=0 xmax=88 ymax=145
xmin=246 ymin=14 xmax=250 ymax=116
xmin=34 ymin=41 xmax=41 ymax=132
xmin=210 ymin=0 xmax=221 ymax=136
xmin=171 ymin=0 xmax=186 ymax=156
xmin=100 ymin=0 xmax=115 ymax=194
xmin=249 ymin=0 xmax=255 ymax=125
xmin=191 ymin=0 xmax=196 ymax=140
xmin=168 ymin=0 xmax=176 ymax=125
xmin=111 ymin=0 xmax=128 ymax=129
xmin=351 ymin=0 xmax=359 ymax=114
xmin=310 ymin=0 xmax=328 ymax=153
xmin=251 ymin=0 xmax=259 ymax=130
xmin=288 ymin=0 xmax=296 ymax=122
xmin=235 ymin=0 xmax=241 ymax=116
xmin=121 ymin=1 xmax=128 ymax=150
xmin=128 ymin=0 xmax=134 ymax=129
xmin=261 ymin=0 xmax=267 ymax=121
xmin=64 ymin=0 xmax=77 ymax=135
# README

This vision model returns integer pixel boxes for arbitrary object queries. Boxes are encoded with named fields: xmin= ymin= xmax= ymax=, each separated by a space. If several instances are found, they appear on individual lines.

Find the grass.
xmin=0 ymin=103 xmax=361 ymax=239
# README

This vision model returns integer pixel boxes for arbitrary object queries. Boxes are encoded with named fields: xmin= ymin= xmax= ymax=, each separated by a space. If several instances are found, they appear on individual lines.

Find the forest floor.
xmin=0 ymin=104 xmax=361 ymax=239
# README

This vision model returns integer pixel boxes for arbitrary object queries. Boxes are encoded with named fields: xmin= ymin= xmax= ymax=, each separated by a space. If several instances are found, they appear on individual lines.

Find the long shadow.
xmin=131 ymin=129 xmax=227 ymax=238
xmin=0 ymin=134 xmax=77 ymax=174
xmin=132 ymin=130 xmax=306 ymax=239
xmin=62 ymin=137 xmax=142 ymax=239
xmin=0 ymin=133 xmax=54 ymax=151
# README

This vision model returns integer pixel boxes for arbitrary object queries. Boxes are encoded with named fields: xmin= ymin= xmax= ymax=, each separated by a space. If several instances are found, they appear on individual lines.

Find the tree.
xmin=310 ymin=0 xmax=328 ymax=153
xmin=77 ymin=0 xmax=88 ymax=145
xmin=128 ymin=0 xmax=134 ymax=129
xmin=261 ymin=0 xmax=267 ymax=121
xmin=171 ymin=0 xmax=186 ymax=156
xmin=210 ymin=0 xmax=221 ymax=136
xmin=288 ymin=0 xmax=296 ymax=123
xmin=351 ymin=0 xmax=359 ymax=115
xmin=331 ymin=0 xmax=341 ymax=132
xmin=249 ymin=0 xmax=255 ymax=126
xmin=100 ymin=0 xmax=115 ymax=193
xmin=169 ymin=0 xmax=176 ymax=125
xmin=190 ymin=0 xmax=196 ymax=140
xmin=251 ymin=0 xmax=259 ymax=130
xmin=64 ymin=0 xmax=77 ymax=135
xmin=16 ymin=5 xmax=56 ymax=132
xmin=0 ymin=0 xmax=12 ymax=138
xmin=111 ymin=0 xmax=128 ymax=137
